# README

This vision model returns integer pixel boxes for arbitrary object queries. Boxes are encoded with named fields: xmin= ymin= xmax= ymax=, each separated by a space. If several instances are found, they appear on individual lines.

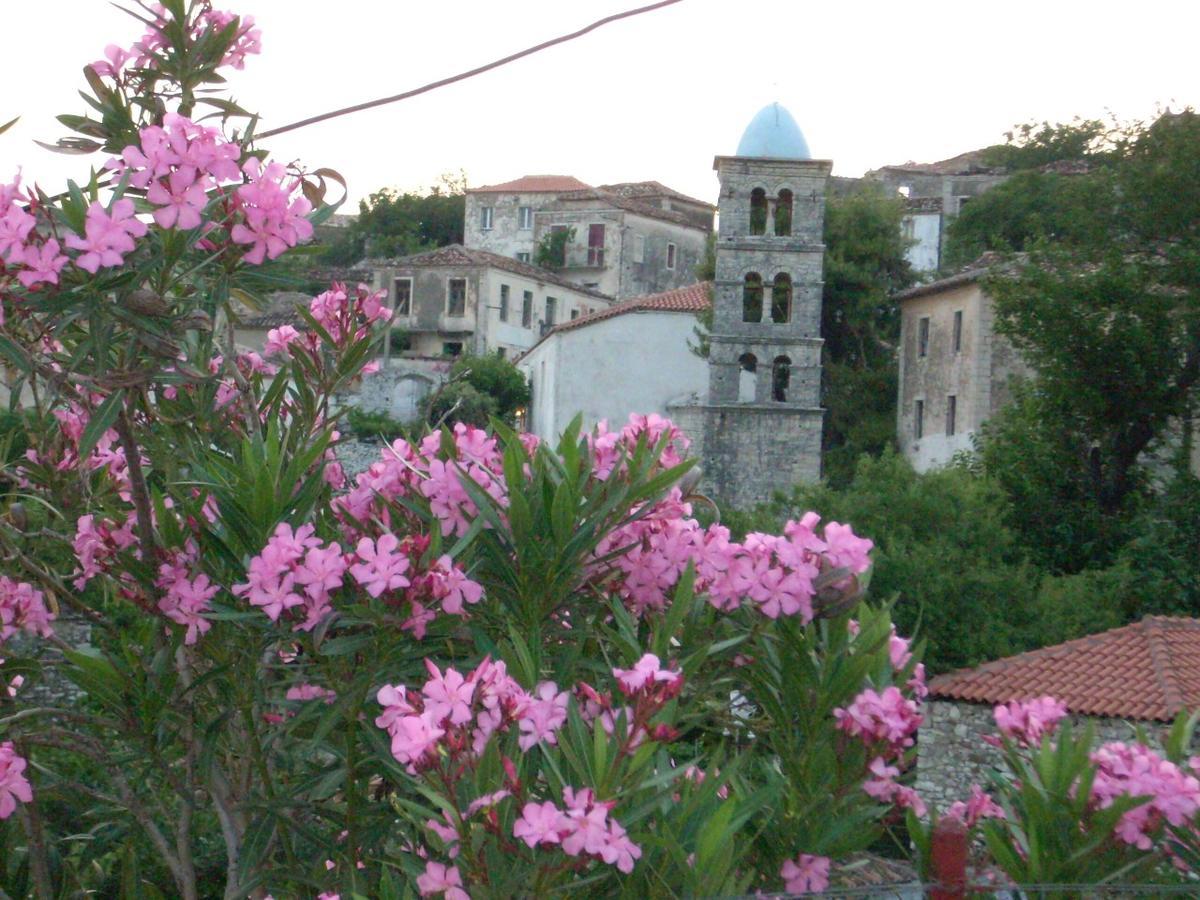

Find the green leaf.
xmin=78 ymin=390 xmax=124 ymax=459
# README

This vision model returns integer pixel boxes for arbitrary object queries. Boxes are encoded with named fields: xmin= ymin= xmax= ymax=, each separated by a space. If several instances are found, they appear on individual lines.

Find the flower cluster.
xmin=0 ymin=741 xmax=32 ymax=820
xmin=1 ymin=175 xmax=68 ymax=289
xmin=1090 ymin=742 xmax=1200 ymax=850
xmin=0 ymin=577 xmax=55 ymax=647
xmin=91 ymin=3 xmax=261 ymax=78
xmin=989 ymin=696 xmax=1068 ymax=748
xmin=376 ymin=658 xmax=536 ymax=773
xmin=513 ymin=787 xmax=642 ymax=874
xmin=72 ymin=514 xmax=137 ymax=590
xmin=156 ymin=546 xmax=218 ymax=645
xmin=232 ymin=523 xmax=344 ymax=631
xmin=834 ymin=686 xmax=922 ymax=753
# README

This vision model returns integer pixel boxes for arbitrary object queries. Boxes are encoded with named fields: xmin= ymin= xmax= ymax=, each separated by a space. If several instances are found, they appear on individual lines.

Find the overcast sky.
xmin=3 ymin=0 xmax=1197 ymax=207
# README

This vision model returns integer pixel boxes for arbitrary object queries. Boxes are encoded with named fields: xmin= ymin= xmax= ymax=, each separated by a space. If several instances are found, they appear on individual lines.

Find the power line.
xmin=255 ymin=0 xmax=685 ymax=140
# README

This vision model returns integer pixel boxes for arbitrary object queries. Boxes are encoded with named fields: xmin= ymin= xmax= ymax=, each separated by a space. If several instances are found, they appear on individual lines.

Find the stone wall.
xmin=916 ymin=699 xmax=1172 ymax=811
xmin=10 ymin=612 xmax=92 ymax=707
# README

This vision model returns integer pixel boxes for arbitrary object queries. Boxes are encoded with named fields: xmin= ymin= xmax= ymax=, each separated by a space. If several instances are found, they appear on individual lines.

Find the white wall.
xmin=519 ymin=311 xmax=707 ymax=439
xmin=478 ymin=269 xmax=606 ymax=358
xmin=903 ymin=212 xmax=942 ymax=273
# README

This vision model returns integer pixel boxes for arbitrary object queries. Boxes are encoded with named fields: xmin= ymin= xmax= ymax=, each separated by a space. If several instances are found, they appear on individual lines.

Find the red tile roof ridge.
xmin=927 ymin=616 xmax=1200 ymax=722
xmin=468 ymin=175 xmax=592 ymax=194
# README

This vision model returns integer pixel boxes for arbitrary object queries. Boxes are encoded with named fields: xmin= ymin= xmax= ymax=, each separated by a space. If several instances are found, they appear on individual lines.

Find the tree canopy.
xmin=320 ymin=173 xmax=467 ymax=266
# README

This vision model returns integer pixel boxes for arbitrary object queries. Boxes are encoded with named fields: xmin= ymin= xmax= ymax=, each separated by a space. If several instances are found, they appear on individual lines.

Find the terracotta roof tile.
xmin=597 ymin=181 xmax=716 ymax=210
xmin=928 ymin=616 xmax=1200 ymax=722
xmin=367 ymin=244 xmax=612 ymax=302
xmin=468 ymin=175 xmax=591 ymax=194
xmin=548 ymin=189 xmax=709 ymax=230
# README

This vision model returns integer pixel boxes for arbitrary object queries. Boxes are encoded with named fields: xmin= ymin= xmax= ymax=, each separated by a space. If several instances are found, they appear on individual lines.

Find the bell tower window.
xmin=749 ymin=188 xmax=768 ymax=236
xmin=742 ymin=273 xmax=764 ymax=322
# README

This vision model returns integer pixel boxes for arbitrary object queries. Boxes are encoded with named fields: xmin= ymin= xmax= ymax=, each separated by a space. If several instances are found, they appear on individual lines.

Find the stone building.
xmin=894 ymin=259 xmax=1033 ymax=472
xmin=464 ymin=175 xmax=713 ymax=300
xmin=365 ymin=244 xmax=612 ymax=359
xmin=862 ymin=150 xmax=1009 ymax=273
xmin=670 ymin=103 xmax=829 ymax=508
xmin=917 ymin=616 xmax=1200 ymax=810
xmin=518 ymin=282 xmax=710 ymax=439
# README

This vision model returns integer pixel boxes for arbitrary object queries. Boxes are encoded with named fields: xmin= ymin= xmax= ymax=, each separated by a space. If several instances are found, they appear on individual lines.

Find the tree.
xmin=979 ymin=111 xmax=1200 ymax=527
xmin=534 ymin=226 xmax=573 ymax=270
xmin=820 ymin=189 xmax=915 ymax=486
xmin=424 ymin=352 xmax=530 ymax=428
xmin=321 ymin=174 xmax=466 ymax=265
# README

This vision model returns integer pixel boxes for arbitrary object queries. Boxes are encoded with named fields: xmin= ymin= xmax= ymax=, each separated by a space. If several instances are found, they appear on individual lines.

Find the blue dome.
xmin=735 ymin=103 xmax=811 ymax=160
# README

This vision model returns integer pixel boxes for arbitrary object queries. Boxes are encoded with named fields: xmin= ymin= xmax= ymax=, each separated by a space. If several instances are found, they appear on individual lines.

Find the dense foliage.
xmin=320 ymin=179 xmax=466 ymax=267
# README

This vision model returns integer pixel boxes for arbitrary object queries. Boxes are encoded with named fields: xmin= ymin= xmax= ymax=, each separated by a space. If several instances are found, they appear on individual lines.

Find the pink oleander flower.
xmin=834 ymin=686 xmax=922 ymax=755
xmin=231 ymin=159 xmax=313 ymax=264
xmin=991 ymin=696 xmax=1068 ymax=748
xmin=17 ymin=239 xmax=69 ymax=288
xmin=65 ymin=199 xmax=147 ymax=273
xmin=612 ymin=653 xmax=682 ymax=697
xmin=513 ymin=800 xmax=570 ymax=848
xmin=0 ymin=577 xmax=56 ymax=645
xmin=1090 ymin=741 xmax=1200 ymax=850
xmin=517 ymin=681 xmax=569 ymax=751
xmin=156 ymin=571 xmax=217 ymax=645
xmin=349 ymin=533 xmax=411 ymax=598
xmin=286 ymin=683 xmax=337 ymax=704
xmin=147 ymin=168 xmax=208 ymax=229
xmin=0 ymin=203 xmax=35 ymax=264
xmin=264 ymin=324 xmax=301 ymax=355
xmin=780 ymin=854 xmax=831 ymax=895
xmin=427 ymin=556 xmax=484 ymax=614
xmin=0 ymin=742 xmax=33 ymax=820
xmin=389 ymin=714 xmax=445 ymax=770
xmin=422 ymin=660 xmax=476 ymax=726
xmin=947 ymin=784 xmax=1006 ymax=829
xmin=89 ymin=43 xmax=134 ymax=78
xmin=416 ymin=860 xmax=468 ymax=900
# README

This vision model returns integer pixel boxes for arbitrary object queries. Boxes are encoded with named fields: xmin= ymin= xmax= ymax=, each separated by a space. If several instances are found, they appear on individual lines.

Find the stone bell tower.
xmin=677 ymin=103 xmax=830 ymax=508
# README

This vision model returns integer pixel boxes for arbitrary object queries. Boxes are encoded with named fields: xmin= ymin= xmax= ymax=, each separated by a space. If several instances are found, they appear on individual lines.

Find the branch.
xmin=255 ymin=0 xmax=684 ymax=140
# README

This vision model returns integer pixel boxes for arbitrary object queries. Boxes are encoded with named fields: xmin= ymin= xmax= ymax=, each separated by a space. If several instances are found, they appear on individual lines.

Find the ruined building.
xmin=671 ymin=104 xmax=830 ymax=508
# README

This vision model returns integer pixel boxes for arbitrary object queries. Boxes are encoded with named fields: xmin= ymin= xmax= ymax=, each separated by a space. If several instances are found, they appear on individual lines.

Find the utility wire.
xmin=255 ymin=0 xmax=685 ymax=140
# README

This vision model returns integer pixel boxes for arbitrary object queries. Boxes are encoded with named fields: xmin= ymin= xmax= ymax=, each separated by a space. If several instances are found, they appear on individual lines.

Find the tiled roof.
xmin=236 ymin=291 xmax=311 ymax=329
xmin=597 ymin=181 xmax=716 ymax=211
xmin=928 ymin=616 xmax=1200 ymax=722
xmin=894 ymin=252 xmax=1012 ymax=302
xmin=468 ymin=175 xmax=592 ymax=194
xmin=368 ymin=244 xmax=612 ymax=301
xmin=549 ymin=189 xmax=709 ymax=231
xmin=523 ymin=282 xmax=710 ymax=356
xmin=871 ymin=148 xmax=1006 ymax=177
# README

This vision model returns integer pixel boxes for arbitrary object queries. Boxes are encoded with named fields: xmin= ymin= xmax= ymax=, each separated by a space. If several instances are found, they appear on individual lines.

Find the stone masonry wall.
xmin=916 ymin=699 xmax=1176 ymax=811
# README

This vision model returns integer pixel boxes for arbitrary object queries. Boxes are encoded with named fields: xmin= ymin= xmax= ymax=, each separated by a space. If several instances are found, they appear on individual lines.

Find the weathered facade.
xmin=895 ymin=264 xmax=1033 ymax=472
xmin=366 ymin=245 xmax=611 ymax=360
xmin=671 ymin=104 xmax=829 ymax=509
xmin=463 ymin=175 xmax=712 ymax=301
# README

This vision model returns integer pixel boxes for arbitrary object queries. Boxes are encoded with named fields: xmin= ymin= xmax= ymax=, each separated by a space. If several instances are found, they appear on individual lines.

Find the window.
xmin=392 ymin=277 xmax=412 ymax=316
xmin=898 ymin=184 xmax=911 ymax=199
xmin=775 ymin=189 xmax=793 ymax=236
xmin=772 ymin=356 xmax=791 ymax=402
xmin=518 ymin=206 xmax=533 ymax=229
xmin=666 ymin=242 xmax=677 ymax=270
xmin=632 ymin=233 xmax=645 ymax=264
xmin=497 ymin=347 xmax=507 ymax=359
xmin=953 ymin=310 xmax=963 ymax=353
xmin=946 ymin=395 xmax=957 ymax=436
xmin=499 ymin=284 xmax=510 ymax=322
xmin=570 ymin=309 xmax=579 ymax=320
xmin=446 ymin=278 xmax=467 ymax=316
xmin=516 ymin=252 xmax=531 ymax=263
xmin=587 ymin=224 xmax=605 ymax=267
xmin=522 ymin=290 xmax=533 ymax=328
xmin=545 ymin=297 xmax=556 ymax=327
xmin=917 ymin=316 xmax=930 ymax=357
xmin=749 ymin=188 xmax=767 ymax=235
xmin=771 ymin=273 xmax=791 ymax=324
xmin=901 ymin=217 xmax=916 ymax=241
xmin=480 ymin=206 xmax=493 ymax=230
xmin=738 ymin=353 xmax=757 ymax=403
xmin=742 ymin=273 xmax=763 ymax=323
xmin=957 ymin=197 xmax=971 ymax=214
xmin=914 ymin=400 xmax=924 ymax=439
xmin=442 ymin=341 xmax=463 ymax=357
